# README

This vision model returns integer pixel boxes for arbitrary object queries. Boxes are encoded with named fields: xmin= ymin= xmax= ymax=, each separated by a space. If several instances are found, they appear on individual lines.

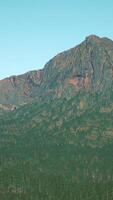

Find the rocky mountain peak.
xmin=85 ymin=35 xmax=101 ymax=42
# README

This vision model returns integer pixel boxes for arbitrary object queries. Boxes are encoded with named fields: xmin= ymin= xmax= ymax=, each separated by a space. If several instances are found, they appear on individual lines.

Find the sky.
xmin=0 ymin=0 xmax=113 ymax=79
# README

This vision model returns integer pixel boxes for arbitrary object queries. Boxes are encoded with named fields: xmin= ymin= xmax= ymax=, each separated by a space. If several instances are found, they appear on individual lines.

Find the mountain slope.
xmin=1 ymin=35 xmax=113 ymax=106
xmin=0 ymin=91 xmax=113 ymax=199
xmin=1 ymin=35 xmax=113 ymax=199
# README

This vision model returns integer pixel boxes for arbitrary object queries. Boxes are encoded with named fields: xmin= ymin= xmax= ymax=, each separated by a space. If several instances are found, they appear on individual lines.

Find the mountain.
xmin=1 ymin=35 xmax=113 ymax=106
xmin=1 ymin=35 xmax=113 ymax=199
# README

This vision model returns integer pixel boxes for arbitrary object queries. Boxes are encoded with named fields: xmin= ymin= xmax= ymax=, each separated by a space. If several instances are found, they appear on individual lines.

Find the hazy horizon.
xmin=0 ymin=0 xmax=113 ymax=79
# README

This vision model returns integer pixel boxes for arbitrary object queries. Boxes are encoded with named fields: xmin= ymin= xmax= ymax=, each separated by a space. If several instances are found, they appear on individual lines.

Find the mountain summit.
xmin=0 ymin=35 xmax=113 ymax=106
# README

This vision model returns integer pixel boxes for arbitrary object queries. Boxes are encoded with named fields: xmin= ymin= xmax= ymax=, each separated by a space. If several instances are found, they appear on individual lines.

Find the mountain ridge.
xmin=0 ymin=35 xmax=113 ymax=107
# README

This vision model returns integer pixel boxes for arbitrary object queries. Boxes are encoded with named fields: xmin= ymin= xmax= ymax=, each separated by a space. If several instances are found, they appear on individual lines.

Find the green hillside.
xmin=0 ymin=91 xmax=113 ymax=199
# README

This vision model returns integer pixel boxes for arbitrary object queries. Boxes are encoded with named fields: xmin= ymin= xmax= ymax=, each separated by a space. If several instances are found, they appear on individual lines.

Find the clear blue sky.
xmin=0 ymin=0 xmax=113 ymax=79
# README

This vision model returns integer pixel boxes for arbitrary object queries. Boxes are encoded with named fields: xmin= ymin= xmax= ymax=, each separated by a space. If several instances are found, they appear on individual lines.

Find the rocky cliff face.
xmin=43 ymin=35 xmax=113 ymax=95
xmin=0 ymin=70 xmax=43 ymax=105
xmin=0 ymin=35 xmax=113 ymax=106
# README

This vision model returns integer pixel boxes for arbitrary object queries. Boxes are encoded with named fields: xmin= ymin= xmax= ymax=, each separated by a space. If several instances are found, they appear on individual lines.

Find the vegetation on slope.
xmin=0 ymin=91 xmax=113 ymax=199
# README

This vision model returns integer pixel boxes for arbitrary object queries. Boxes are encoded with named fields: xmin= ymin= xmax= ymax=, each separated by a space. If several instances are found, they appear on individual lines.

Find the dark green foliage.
xmin=0 ymin=92 xmax=113 ymax=199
